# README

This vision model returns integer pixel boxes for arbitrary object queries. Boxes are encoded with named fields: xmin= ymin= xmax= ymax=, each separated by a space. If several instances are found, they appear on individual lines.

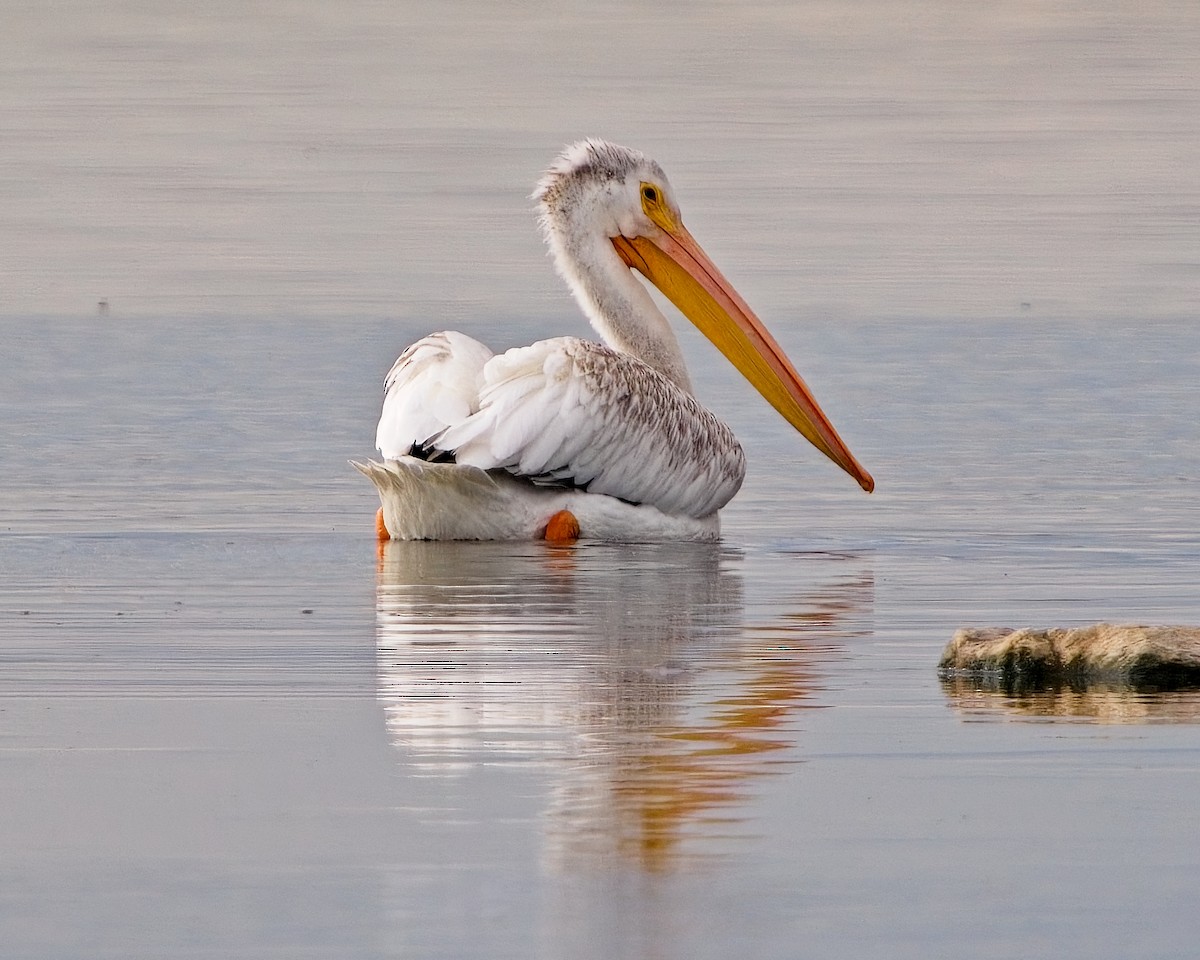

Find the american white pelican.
xmin=354 ymin=139 xmax=873 ymax=542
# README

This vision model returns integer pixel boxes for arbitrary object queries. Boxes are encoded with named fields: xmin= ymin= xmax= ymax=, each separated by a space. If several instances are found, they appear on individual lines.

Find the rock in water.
xmin=939 ymin=624 xmax=1200 ymax=687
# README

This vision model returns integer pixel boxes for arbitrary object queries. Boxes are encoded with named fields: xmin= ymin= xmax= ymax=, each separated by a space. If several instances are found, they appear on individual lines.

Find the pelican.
xmin=354 ymin=139 xmax=873 ymax=542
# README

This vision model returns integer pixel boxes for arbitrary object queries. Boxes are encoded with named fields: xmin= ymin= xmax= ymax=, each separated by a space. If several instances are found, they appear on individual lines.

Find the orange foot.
xmin=375 ymin=507 xmax=391 ymax=542
xmin=544 ymin=509 xmax=581 ymax=543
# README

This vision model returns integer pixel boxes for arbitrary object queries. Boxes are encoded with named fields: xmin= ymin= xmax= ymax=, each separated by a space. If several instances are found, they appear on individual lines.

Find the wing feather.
xmin=375 ymin=332 xmax=493 ymax=459
xmin=433 ymin=337 xmax=745 ymax=517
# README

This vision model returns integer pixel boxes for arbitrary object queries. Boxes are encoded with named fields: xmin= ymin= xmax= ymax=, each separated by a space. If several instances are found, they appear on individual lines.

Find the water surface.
xmin=3 ymin=2 xmax=1200 ymax=958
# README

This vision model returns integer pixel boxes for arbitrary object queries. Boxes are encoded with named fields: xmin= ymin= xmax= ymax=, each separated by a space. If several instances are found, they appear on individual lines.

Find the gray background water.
xmin=2 ymin=2 xmax=1199 ymax=958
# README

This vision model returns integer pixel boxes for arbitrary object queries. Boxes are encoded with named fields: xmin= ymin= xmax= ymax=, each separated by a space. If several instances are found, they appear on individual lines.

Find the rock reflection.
xmin=375 ymin=541 xmax=872 ymax=871
xmin=941 ymin=676 xmax=1200 ymax=724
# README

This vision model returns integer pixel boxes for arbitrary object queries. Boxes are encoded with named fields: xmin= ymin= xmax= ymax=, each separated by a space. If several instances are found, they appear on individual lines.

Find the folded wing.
xmin=377 ymin=334 xmax=745 ymax=518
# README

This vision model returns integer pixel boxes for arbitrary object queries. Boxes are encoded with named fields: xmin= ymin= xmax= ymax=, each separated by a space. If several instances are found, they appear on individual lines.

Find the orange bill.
xmin=613 ymin=222 xmax=874 ymax=493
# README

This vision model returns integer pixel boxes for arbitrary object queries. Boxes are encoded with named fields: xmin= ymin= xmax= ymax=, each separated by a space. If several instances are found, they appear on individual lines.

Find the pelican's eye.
xmin=639 ymin=181 xmax=675 ymax=231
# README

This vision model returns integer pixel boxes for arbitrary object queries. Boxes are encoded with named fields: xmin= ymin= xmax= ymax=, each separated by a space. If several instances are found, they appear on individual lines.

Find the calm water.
xmin=3 ymin=2 xmax=1200 ymax=958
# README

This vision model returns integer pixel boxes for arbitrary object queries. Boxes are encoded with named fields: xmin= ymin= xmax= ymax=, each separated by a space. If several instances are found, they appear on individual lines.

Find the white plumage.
xmin=355 ymin=139 xmax=872 ymax=541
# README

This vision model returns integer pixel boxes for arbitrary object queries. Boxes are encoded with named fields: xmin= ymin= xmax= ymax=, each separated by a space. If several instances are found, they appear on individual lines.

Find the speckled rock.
xmin=938 ymin=624 xmax=1200 ymax=687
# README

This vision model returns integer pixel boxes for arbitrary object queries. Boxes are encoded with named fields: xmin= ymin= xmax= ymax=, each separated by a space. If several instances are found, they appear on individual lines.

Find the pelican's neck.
xmin=552 ymin=231 xmax=694 ymax=393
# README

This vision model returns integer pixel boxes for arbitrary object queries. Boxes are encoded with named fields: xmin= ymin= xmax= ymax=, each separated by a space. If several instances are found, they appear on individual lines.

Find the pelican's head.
xmin=536 ymin=139 xmax=874 ymax=494
xmin=535 ymin=139 xmax=679 ymax=245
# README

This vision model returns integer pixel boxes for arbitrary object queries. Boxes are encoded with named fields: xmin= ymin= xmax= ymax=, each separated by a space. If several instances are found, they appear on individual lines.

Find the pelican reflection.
xmin=375 ymin=541 xmax=872 ymax=870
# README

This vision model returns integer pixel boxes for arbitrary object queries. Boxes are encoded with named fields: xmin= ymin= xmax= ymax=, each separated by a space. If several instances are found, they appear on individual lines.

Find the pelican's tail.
xmin=351 ymin=456 xmax=721 ymax=542
xmin=351 ymin=457 xmax=569 ymax=541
